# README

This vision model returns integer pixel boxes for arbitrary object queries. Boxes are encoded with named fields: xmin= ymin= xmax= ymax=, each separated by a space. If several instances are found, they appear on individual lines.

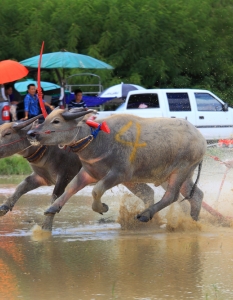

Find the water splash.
xmin=117 ymin=194 xmax=164 ymax=230
xmin=165 ymin=204 xmax=203 ymax=232
xmin=30 ymin=224 xmax=52 ymax=241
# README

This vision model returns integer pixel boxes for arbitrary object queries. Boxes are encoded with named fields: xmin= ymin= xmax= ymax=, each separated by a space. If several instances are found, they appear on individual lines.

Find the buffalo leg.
xmin=123 ymin=182 xmax=154 ymax=206
xmin=44 ymin=168 xmax=96 ymax=215
xmin=92 ymin=171 xmax=123 ymax=214
xmin=42 ymin=175 xmax=75 ymax=230
xmin=180 ymin=178 xmax=203 ymax=221
xmin=136 ymin=171 xmax=190 ymax=222
xmin=0 ymin=173 xmax=49 ymax=216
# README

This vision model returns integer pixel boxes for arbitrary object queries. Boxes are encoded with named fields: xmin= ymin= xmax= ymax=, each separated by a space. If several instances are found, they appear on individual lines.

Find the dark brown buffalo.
xmin=0 ymin=116 xmax=83 ymax=230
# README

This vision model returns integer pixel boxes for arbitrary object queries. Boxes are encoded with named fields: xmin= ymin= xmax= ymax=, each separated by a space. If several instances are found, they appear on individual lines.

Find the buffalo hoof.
xmin=44 ymin=206 xmax=62 ymax=216
xmin=98 ymin=203 xmax=109 ymax=215
xmin=136 ymin=210 xmax=152 ymax=223
xmin=136 ymin=215 xmax=150 ymax=222
xmin=0 ymin=205 xmax=10 ymax=216
xmin=102 ymin=203 xmax=109 ymax=213
xmin=92 ymin=202 xmax=109 ymax=214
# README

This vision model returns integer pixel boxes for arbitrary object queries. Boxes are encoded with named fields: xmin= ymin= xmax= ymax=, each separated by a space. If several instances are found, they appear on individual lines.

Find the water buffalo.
xmin=27 ymin=108 xmax=206 ymax=222
xmin=0 ymin=116 xmax=157 ymax=229
xmin=0 ymin=116 xmax=84 ymax=230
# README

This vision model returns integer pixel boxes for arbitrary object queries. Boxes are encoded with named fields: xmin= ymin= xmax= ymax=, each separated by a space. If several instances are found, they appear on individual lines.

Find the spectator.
xmin=22 ymin=84 xmax=53 ymax=120
xmin=5 ymin=84 xmax=18 ymax=121
xmin=4 ymin=84 xmax=12 ymax=101
xmin=68 ymin=89 xmax=87 ymax=110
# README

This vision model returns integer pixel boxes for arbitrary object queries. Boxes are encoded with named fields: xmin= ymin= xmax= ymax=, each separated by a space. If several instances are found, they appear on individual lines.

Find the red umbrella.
xmin=0 ymin=60 xmax=29 ymax=84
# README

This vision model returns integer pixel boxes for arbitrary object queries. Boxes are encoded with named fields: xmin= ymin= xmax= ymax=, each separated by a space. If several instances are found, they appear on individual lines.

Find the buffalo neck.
xmin=68 ymin=122 xmax=91 ymax=146
xmin=73 ymin=122 xmax=111 ymax=160
xmin=19 ymin=138 xmax=44 ymax=160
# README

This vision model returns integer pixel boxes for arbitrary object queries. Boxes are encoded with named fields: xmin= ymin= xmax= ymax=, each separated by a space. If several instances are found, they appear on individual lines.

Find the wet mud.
xmin=0 ymin=147 xmax=233 ymax=299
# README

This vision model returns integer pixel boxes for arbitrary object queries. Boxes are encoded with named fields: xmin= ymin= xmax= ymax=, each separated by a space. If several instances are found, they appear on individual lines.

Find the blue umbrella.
xmin=20 ymin=50 xmax=113 ymax=107
xmin=20 ymin=51 xmax=113 ymax=69
xmin=14 ymin=80 xmax=60 ymax=93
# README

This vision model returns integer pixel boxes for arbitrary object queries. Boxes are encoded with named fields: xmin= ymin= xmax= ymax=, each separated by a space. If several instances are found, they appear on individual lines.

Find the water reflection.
xmin=1 ymin=147 xmax=233 ymax=299
xmin=1 ymin=226 xmax=233 ymax=299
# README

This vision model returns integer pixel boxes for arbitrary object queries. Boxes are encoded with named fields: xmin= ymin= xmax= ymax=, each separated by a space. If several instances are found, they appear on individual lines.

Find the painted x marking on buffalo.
xmin=115 ymin=121 xmax=147 ymax=162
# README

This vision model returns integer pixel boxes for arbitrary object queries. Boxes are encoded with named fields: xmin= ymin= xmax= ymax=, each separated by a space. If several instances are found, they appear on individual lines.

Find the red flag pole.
xmin=37 ymin=41 xmax=48 ymax=118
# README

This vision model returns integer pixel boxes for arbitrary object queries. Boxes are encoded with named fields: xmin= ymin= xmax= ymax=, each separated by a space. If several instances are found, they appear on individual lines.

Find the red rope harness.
xmin=33 ymin=125 xmax=79 ymax=135
xmin=42 ymin=126 xmax=78 ymax=135
xmin=0 ymin=137 xmax=27 ymax=149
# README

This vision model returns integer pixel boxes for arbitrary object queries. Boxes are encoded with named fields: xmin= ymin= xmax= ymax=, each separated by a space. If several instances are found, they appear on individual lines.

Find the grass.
xmin=0 ymin=155 xmax=32 ymax=175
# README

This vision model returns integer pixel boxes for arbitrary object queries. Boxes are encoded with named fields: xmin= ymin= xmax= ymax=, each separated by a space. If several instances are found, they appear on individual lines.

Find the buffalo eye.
xmin=52 ymin=119 xmax=60 ymax=124
xmin=3 ymin=132 xmax=11 ymax=137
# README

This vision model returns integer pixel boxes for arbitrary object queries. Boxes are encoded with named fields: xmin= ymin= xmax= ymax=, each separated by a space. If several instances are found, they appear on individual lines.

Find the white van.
xmin=97 ymin=89 xmax=233 ymax=141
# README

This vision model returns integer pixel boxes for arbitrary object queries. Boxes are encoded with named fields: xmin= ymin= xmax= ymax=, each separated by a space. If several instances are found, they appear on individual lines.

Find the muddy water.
xmin=0 ymin=148 xmax=233 ymax=299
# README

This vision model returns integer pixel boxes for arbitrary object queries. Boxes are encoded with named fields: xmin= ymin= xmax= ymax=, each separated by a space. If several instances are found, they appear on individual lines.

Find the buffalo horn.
xmin=13 ymin=114 xmax=43 ymax=130
xmin=62 ymin=109 xmax=96 ymax=120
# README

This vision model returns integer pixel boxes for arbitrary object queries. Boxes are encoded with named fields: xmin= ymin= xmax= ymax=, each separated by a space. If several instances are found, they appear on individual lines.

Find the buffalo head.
xmin=27 ymin=108 xmax=96 ymax=146
xmin=0 ymin=115 xmax=42 ymax=158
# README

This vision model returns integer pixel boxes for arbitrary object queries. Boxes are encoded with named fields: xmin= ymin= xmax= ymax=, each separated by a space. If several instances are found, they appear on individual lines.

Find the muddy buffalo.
xmin=27 ymin=108 xmax=206 ymax=222
xmin=0 ymin=116 xmax=84 ymax=230
xmin=0 ymin=116 xmax=158 ymax=229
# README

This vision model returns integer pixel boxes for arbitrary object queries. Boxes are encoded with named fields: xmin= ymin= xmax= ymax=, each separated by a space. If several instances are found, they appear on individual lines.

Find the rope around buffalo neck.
xmin=17 ymin=144 xmax=33 ymax=154
xmin=58 ymin=124 xmax=82 ymax=149
xmin=69 ymin=125 xmax=101 ymax=153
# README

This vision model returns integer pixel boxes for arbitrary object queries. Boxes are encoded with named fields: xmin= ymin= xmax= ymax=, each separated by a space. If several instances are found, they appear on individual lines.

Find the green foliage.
xmin=0 ymin=156 xmax=32 ymax=175
xmin=1 ymin=0 xmax=233 ymax=102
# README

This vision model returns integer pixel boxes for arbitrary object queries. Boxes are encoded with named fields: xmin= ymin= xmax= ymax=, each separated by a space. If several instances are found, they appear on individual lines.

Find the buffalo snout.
xmin=27 ymin=130 xmax=38 ymax=138
xmin=27 ymin=130 xmax=41 ymax=145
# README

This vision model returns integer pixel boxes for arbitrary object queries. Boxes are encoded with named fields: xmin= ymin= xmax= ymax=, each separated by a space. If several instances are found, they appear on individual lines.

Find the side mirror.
xmin=222 ymin=103 xmax=228 ymax=111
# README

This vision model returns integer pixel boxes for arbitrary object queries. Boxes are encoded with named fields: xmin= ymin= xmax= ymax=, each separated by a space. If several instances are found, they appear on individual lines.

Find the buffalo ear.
xmin=62 ymin=109 xmax=96 ymax=121
xmin=31 ymin=119 xmax=39 ymax=129
xmin=13 ymin=115 xmax=43 ymax=130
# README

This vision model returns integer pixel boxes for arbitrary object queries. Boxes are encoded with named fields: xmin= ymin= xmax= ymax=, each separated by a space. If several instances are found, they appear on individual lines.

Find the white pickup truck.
xmin=97 ymin=89 xmax=233 ymax=141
